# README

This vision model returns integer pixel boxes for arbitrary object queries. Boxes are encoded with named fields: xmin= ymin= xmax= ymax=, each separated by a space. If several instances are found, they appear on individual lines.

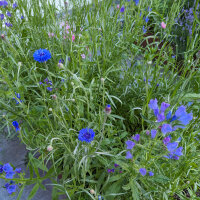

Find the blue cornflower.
xmin=12 ymin=121 xmax=20 ymax=132
xmin=7 ymin=12 xmax=11 ymax=17
xmin=0 ymin=14 xmax=4 ymax=20
xmin=78 ymin=128 xmax=95 ymax=143
xmin=126 ymin=151 xmax=133 ymax=159
xmin=120 ymin=6 xmax=125 ymax=13
xmin=161 ymin=124 xmax=172 ymax=135
xmin=7 ymin=184 xmax=17 ymax=194
xmin=3 ymin=163 xmax=13 ymax=173
xmin=13 ymin=2 xmax=17 ymax=9
xmin=139 ymin=168 xmax=146 ymax=176
xmin=0 ymin=1 xmax=8 ymax=6
xmin=132 ymin=134 xmax=140 ymax=142
xmin=151 ymin=129 xmax=157 ymax=139
xmin=126 ymin=140 xmax=135 ymax=149
xmin=149 ymin=171 xmax=154 ymax=176
xmin=33 ymin=49 xmax=51 ymax=63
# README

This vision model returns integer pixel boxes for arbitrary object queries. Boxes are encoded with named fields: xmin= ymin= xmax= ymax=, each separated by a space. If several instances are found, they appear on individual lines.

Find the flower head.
xmin=161 ymin=124 xmax=172 ymax=135
xmin=151 ymin=129 xmax=157 ymax=139
xmin=134 ymin=0 xmax=139 ymax=6
xmin=126 ymin=140 xmax=135 ymax=149
xmin=132 ymin=134 xmax=140 ymax=142
xmin=12 ymin=121 xmax=20 ymax=132
xmin=139 ymin=168 xmax=146 ymax=176
xmin=7 ymin=184 xmax=17 ymax=194
xmin=0 ymin=1 xmax=8 ymax=6
xmin=13 ymin=2 xmax=17 ymax=9
xmin=81 ymin=54 xmax=86 ymax=59
xmin=163 ymin=136 xmax=171 ymax=145
xmin=149 ymin=99 xmax=158 ymax=110
xmin=161 ymin=22 xmax=166 ymax=29
xmin=126 ymin=151 xmax=133 ymax=159
xmin=120 ymin=6 xmax=125 ymax=13
xmin=149 ymin=171 xmax=154 ymax=176
xmin=15 ymin=168 xmax=21 ymax=173
xmin=3 ymin=163 xmax=13 ymax=173
xmin=47 ymin=145 xmax=53 ymax=152
xmin=33 ymin=49 xmax=51 ymax=63
xmin=5 ymin=171 xmax=15 ymax=179
xmin=0 ymin=14 xmax=4 ymax=20
xmin=78 ymin=128 xmax=95 ymax=143
xmin=6 ymin=12 xmax=11 ymax=17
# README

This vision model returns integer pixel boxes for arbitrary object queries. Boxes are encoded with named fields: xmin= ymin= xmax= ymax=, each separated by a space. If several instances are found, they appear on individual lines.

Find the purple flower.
xmin=163 ymin=136 xmax=171 ymax=145
xmin=120 ymin=6 xmax=125 ymax=13
xmin=0 ymin=1 xmax=8 ymax=7
xmin=146 ymin=130 xmax=150 ymax=135
xmin=114 ymin=164 xmax=119 ymax=168
xmin=5 ymin=22 xmax=13 ymax=27
xmin=126 ymin=151 xmax=133 ymax=159
xmin=167 ymin=142 xmax=178 ymax=152
xmin=13 ymin=2 xmax=17 ymax=9
xmin=21 ymin=16 xmax=24 ymax=19
xmin=132 ymin=134 xmax=140 ymax=142
xmin=175 ymin=106 xmax=186 ymax=117
xmin=47 ymin=87 xmax=52 ymax=91
xmin=7 ymin=12 xmax=11 ymax=17
xmin=139 ymin=168 xmax=146 ymax=176
xmin=160 ymin=102 xmax=170 ymax=113
xmin=161 ymin=124 xmax=172 ymax=135
xmin=0 ymin=165 xmax=3 ymax=173
xmin=107 ymin=169 xmax=115 ymax=173
xmin=0 ymin=14 xmax=4 ymax=20
xmin=144 ymin=16 xmax=149 ymax=23
xmin=149 ymin=99 xmax=158 ymax=110
xmin=178 ymin=112 xmax=193 ymax=125
xmin=149 ymin=171 xmax=154 ymax=176
xmin=126 ymin=140 xmax=135 ymax=149
xmin=157 ymin=112 xmax=165 ymax=122
xmin=166 ymin=111 xmax=172 ymax=120
xmin=151 ymin=129 xmax=157 ymax=139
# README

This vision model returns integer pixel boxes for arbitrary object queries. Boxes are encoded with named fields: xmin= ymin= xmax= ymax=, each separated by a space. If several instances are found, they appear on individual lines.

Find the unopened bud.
xmin=1 ymin=34 xmax=5 ymax=39
xmin=147 ymin=61 xmax=152 ymax=65
xmin=90 ymin=189 xmax=95 ymax=195
xmin=47 ymin=145 xmax=53 ymax=152
xmin=51 ymin=94 xmax=57 ymax=100
xmin=101 ymin=78 xmax=105 ymax=83
xmin=58 ymin=63 xmax=64 ymax=68
xmin=105 ymin=104 xmax=111 ymax=115
xmin=18 ymin=62 xmax=22 ymax=67
xmin=49 ymin=108 xmax=52 ymax=111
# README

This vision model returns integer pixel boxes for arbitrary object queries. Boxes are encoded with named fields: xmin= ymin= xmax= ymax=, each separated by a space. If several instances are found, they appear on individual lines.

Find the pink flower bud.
xmin=51 ymin=94 xmax=57 ymax=100
xmin=47 ymin=145 xmax=53 ymax=152
xmin=117 ymin=4 xmax=120 ymax=9
xmin=161 ymin=22 xmax=166 ymax=29
xmin=81 ymin=54 xmax=86 ymax=59
xmin=72 ymin=34 xmax=75 ymax=41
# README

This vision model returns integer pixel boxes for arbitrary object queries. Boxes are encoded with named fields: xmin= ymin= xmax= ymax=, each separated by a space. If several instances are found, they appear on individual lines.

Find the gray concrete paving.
xmin=0 ymin=134 xmax=52 ymax=200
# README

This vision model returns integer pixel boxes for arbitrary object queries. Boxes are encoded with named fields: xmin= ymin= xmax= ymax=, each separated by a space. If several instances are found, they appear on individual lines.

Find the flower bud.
xmin=49 ymin=108 xmax=52 ymax=111
xmin=47 ymin=145 xmax=53 ymax=152
xmin=1 ymin=34 xmax=5 ymax=39
xmin=51 ymin=94 xmax=57 ymax=100
xmin=105 ymin=104 xmax=111 ymax=115
xmin=90 ymin=189 xmax=95 ymax=195
xmin=100 ymin=78 xmax=105 ymax=83
xmin=58 ymin=63 xmax=64 ymax=68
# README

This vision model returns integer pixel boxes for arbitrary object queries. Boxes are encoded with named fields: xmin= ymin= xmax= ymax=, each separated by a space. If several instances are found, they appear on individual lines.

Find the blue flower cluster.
xmin=33 ymin=49 xmax=51 ymax=63
xmin=78 ymin=128 xmax=95 ymax=143
xmin=39 ymin=78 xmax=53 ymax=91
xmin=0 ymin=163 xmax=21 ymax=194
xmin=164 ymin=141 xmax=183 ymax=160
xmin=139 ymin=168 xmax=154 ymax=176
xmin=12 ymin=121 xmax=20 ymax=132
xmin=0 ymin=1 xmax=8 ymax=6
